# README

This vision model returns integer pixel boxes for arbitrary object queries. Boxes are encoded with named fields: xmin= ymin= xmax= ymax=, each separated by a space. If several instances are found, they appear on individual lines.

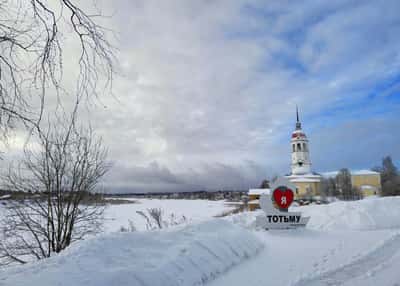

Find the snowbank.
xmin=294 ymin=196 xmax=400 ymax=231
xmin=227 ymin=196 xmax=400 ymax=231
xmin=0 ymin=220 xmax=263 ymax=286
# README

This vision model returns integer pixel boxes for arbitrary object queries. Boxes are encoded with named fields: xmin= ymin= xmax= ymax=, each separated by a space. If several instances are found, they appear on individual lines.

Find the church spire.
xmin=291 ymin=105 xmax=311 ymax=175
xmin=296 ymin=105 xmax=301 ymax=130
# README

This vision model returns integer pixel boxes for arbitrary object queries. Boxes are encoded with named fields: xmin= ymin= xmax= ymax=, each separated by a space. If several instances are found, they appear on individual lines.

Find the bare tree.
xmin=0 ymin=0 xmax=115 ymax=137
xmin=374 ymin=156 xmax=400 ymax=196
xmin=335 ymin=168 xmax=362 ymax=200
xmin=319 ymin=177 xmax=339 ymax=199
xmin=136 ymin=208 xmax=187 ymax=230
xmin=336 ymin=168 xmax=352 ymax=200
xmin=0 ymin=118 xmax=109 ymax=266
xmin=259 ymin=179 xmax=270 ymax=189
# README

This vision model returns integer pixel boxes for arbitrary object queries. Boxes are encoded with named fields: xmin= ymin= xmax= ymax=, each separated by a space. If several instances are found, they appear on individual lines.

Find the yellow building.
xmin=286 ymin=174 xmax=321 ymax=198
xmin=322 ymin=170 xmax=381 ymax=197
xmin=352 ymin=170 xmax=381 ymax=196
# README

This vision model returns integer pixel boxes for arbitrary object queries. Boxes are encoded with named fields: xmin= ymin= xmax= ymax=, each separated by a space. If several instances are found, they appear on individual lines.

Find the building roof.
xmin=248 ymin=188 xmax=270 ymax=195
xmin=321 ymin=171 xmax=339 ymax=178
xmin=321 ymin=170 xmax=380 ymax=178
xmin=351 ymin=170 xmax=380 ymax=176
xmin=286 ymin=173 xmax=322 ymax=179
xmin=285 ymin=173 xmax=322 ymax=183
xmin=289 ymin=178 xmax=322 ymax=183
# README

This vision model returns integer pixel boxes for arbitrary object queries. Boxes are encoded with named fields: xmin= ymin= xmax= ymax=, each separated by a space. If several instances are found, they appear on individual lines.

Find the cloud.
xmin=104 ymin=160 xmax=269 ymax=193
xmin=5 ymin=0 xmax=400 ymax=192
xmin=92 ymin=0 xmax=400 ymax=192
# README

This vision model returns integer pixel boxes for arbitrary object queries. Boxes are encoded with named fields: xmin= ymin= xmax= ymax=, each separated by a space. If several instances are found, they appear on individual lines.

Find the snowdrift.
xmin=296 ymin=196 xmax=400 ymax=231
xmin=0 ymin=220 xmax=263 ymax=286
xmin=227 ymin=196 xmax=400 ymax=231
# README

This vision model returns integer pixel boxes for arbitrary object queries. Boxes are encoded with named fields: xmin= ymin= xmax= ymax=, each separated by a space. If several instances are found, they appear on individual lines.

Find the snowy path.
xmin=294 ymin=232 xmax=400 ymax=286
xmin=209 ymin=229 xmax=399 ymax=286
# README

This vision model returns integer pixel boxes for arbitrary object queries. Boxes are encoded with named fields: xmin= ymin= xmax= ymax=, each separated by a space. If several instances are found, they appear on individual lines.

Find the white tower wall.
xmin=290 ymin=109 xmax=312 ymax=175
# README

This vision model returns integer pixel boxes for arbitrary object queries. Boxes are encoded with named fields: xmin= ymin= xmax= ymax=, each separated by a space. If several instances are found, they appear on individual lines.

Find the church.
xmin=247 ymin=108 xmax=381 ymax=210
xmin=285 ymin=108 xmax=382 ymax=199
xmin=285 ymin=107 xmax=322 ymax=198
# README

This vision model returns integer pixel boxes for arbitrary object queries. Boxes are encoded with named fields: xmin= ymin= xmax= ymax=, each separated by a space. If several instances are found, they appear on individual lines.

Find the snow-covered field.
xmin=103 ymin=198 xmax=234 ymax=232
xmin=1 ymin=197 xmax=400 ymax=286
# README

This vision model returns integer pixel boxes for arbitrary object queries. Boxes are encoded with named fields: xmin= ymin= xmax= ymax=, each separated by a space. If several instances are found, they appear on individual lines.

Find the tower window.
xmin=303 ymin=143 xmax=307 ymax=151
xmin=297 ymin=143 xmax=301 ymax=151
xmin=292 ymin=144 xmax=295 ymax=152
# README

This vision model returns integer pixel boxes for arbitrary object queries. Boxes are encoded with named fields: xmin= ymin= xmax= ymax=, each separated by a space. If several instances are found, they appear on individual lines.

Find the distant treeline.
xmin=106 ymin=190 xmax=248 ymax=201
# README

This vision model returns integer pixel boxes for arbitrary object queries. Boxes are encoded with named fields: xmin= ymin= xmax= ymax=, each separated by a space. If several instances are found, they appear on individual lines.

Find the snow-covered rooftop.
xmin=289 ymin=178 xmax=321 ymax=183
xmin=287 ymin=173 xmax=321 ymax=178
xmin=321 ymin=170 xmax=380 ymax=178
xmin=351 ymin=170 xmax=380 ymax=176
xmin=248 ymin=188 xmax=270 ymax=195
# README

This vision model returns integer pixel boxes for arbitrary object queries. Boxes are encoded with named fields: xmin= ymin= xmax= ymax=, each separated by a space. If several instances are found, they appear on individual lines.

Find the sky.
xmin=5 ymin=0 xmax=400 ymax=193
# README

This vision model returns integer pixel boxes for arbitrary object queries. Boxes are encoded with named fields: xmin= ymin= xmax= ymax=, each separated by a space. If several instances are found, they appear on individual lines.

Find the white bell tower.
xmin=291 ymin=107 xmax=312 ymax=175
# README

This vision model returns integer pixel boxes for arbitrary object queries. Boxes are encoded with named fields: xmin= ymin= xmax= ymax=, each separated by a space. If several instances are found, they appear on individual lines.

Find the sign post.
xmin=256 ymin=177 xmax=310 ymax=229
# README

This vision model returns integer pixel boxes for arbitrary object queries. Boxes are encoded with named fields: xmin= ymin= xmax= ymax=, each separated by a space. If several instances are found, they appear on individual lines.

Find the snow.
xmin=211 ymin=196 xmax=400 ymax=286
xmin=341 ymin=244 xmax=400 ymax=286
xmin=286 ymin=174 xmax=322 ymax=179
xmin=209 ymin=229 xmax=399 ymax=286
xmin=321 ymin=171 xmax=339 ymax=178
xmin=293 ymin=196 xmax=400 ymax=231
xmin=228 ymin=197 xmax=400 ymax=232
xmin=0 ymin=219 xmax=263 ymax=286
xmin=289 ymin=178 xmax=321 ymax=183
xmin=2 ymin=196 xmax=400 ymax=285
xmin=247 ymin=199 xmax=260 ymax=205
xmin=103 ymin=199 xmax=234 ymax=232
xmin=322 ymin=169 xmax=380 ymax=177
xmin=294 ymin=232 xmax=400 ymax=286
xmin=285 ymin=174 xmax=322 ymax=183
xmin=351 ymin=169 xmax=380 ymax=176
xmin=248 ymin=188 xmax=270 ymax=195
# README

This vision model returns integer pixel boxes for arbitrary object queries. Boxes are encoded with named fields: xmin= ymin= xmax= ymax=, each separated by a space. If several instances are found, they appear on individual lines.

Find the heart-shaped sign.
xmin=272 ymin=186 xmax=294 ymax=210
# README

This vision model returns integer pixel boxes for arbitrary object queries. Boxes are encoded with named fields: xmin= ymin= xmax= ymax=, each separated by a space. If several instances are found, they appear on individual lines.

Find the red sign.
xmin=272 ymin=186 xmax=294 ymax=209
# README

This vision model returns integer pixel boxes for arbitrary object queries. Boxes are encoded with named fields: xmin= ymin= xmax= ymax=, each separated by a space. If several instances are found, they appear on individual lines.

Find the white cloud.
xmin=4 ymin=0 xmax=400 ymax=192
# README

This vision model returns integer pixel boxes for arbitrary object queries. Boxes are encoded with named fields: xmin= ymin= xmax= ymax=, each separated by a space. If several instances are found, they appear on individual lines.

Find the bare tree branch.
xmin=0 ymin=0 xmax=115 ymax=138
xmin=0 ymin=115 xmax=109 ymax=265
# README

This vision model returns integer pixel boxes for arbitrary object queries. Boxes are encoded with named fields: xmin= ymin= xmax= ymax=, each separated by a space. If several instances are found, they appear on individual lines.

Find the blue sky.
xmin=7 ymin=0 xmax=398 ymax=192
xmin=91 ymin=0 xmax=400 ymax=192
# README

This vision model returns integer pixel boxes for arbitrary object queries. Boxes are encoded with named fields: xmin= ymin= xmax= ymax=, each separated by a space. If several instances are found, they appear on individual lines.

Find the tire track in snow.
xmin=293 ymin=233 xmax=400 ymax=286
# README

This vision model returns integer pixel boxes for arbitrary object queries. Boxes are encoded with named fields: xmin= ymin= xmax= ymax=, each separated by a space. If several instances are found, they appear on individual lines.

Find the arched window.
xmin=303 ymin=143 xmax=307 ymax=151
xmin=297 ymin=143 xmax=301 ymax=151
xmin=292 ymin=144 xmax=295 ymax=152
